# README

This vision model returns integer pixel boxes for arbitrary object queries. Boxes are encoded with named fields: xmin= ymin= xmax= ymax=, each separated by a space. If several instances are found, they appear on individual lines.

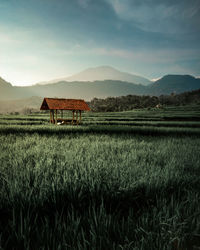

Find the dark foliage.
xmin=89 ymin=89 xmax=200 ymax=112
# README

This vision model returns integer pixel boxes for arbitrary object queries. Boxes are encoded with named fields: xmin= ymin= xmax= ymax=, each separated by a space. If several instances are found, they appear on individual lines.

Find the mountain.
xmin=0 ymin=77 xmax=17 ymax=100
xmin=0 ymin=79 xmax=147 ymax=112
xmin=150 ymin=75 xmax=200 ymax=95
xmin=0 ymin=74 xmax=200 ymax=109
xmin=37 ymin=66 xmax=151 ymax=86
xmin=16 ymin=80 xmax=147 ymax=100
xmin=0 ymin=77 xmax=12 ymax=88
xmin=1 ymin=86 xmax=199 ymax=114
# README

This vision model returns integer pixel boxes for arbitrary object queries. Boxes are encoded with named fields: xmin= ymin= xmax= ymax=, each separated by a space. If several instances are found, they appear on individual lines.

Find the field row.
xmin=0 ymin=132 xmax=200 ymax=249
xmin=0 ymin=106 xmax=200 ymax=249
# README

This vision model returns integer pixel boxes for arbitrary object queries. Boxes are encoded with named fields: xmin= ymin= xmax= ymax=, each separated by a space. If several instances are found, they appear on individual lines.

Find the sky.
xmin=0 ymin=0 xmax=200 ymax=86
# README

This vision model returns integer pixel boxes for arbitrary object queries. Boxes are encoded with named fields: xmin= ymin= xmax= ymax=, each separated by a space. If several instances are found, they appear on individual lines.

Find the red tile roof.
xmin=40 ymin=98 xmax=90 ymax=111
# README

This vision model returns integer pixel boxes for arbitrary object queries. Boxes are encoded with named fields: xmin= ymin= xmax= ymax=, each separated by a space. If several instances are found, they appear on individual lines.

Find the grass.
xmin=0 ymin=105 xmax=200 ymax=249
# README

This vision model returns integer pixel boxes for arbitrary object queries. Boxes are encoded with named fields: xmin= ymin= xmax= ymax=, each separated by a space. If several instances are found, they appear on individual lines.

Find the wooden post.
xmin=72 ymin=110 xmax=74 ymax=125
xmin=55 ymin=109 xmax=57 ymax=124
xmin=50 ymin=110 xmax=51 ymax=123
xmin=76 ymin=110 xmax=78 ymax=124
xmin=61 ymin=110 xmax=63 ymax=119
xmin=79 ymin=110 xmax=82 ymax=123
xmin=52 ymin=110 xmax=54 ymax=124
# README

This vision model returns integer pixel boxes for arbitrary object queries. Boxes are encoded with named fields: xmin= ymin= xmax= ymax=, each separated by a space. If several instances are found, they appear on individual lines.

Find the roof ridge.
xmin=40 ymin=98 xmax=90 ymax=111
xmin=44 ymin=97 xmax=84 ymax=101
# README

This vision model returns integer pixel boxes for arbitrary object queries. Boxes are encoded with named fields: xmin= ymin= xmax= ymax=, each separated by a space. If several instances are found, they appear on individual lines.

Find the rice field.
xmin=0 ymin=105 xmax=200 ymax=250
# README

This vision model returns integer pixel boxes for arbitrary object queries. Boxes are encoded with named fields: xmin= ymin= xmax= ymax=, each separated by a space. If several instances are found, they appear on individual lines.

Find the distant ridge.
xmin=150 ymin=75 xmax=200 ymax=95
xmin=0 ymin=74 xmax=200 ymax=101
xmin=0 ymin=88 xmax=200 ymax=114
xmin=0 ymin=77 xmax=12 ymax=88
xmin=37 ymin=66 xmax=151 ymax=86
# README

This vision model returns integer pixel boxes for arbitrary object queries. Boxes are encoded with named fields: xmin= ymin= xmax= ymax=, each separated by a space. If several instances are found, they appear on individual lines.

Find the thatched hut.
xmin=40 ymin=98 xmax=90 ymax=125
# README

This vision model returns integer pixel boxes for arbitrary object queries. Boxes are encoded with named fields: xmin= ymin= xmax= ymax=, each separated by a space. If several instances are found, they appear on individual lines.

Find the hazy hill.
xmin=0 ymin=96 xmax=42 ymax=114
xmin=29 ymin=80 xmax=147 ymax=100
xmin=0 ymin=74 xmax=200 ymax=105
xmin=0 ymin=77 xmax=18 ymax=100
xmin=0 ymin=79 xmax=147 ymax=101
xmin=1 ymin=88 xmax=199 ymax=114
xmin=0 ymin=77 xmax=12 ymax=88
xmin=150 ymin=75 xmax=200 ymax=95
xmin=38 ymin=66 xmax=151 ymax=86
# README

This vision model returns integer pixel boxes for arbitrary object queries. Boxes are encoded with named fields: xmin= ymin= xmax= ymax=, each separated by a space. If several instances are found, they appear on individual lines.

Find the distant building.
xmin=40 ymin=98 xmax=90 ymax=125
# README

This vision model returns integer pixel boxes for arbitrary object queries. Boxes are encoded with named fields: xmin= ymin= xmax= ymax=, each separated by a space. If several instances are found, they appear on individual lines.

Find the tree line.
xmin=89 ymin=89 xmax=200 ymax=112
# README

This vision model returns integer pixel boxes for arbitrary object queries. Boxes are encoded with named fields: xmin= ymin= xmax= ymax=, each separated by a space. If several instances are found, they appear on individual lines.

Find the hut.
xmin=40 ymin=98 xmax=90 ymax=125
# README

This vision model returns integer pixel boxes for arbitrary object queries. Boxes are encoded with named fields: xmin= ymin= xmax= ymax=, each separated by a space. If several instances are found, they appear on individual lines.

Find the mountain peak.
xmin=162 ymin=74 xmax=195 ymax=80
xmin=1 ymin=73 xmax=200 ymax=101
xmin=92 ymin=65 xmax=116 ymax=70
xmin=151 ymin=74 xmax=200 ymax=95
xmin=67 ymin=66 xmax=151 ymax=85
xmin=155 ymin=74 xmax=197 ymax=85
xmin=37 ymin=66 xmax=151 ymax=86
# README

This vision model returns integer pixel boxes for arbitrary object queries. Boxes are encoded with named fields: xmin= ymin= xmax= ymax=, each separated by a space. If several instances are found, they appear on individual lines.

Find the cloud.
xmin=0 ymin=34 xmax=20 ymax=45
xmin=78 ymin=0 xmax=90 ymax=8
xmin=90 ymin=47 xmax=200 ymax=64
xmin=0 ymin=0 xmax=199 ymax=84
xmin=106 ymin=0 xmax=200 ymax=34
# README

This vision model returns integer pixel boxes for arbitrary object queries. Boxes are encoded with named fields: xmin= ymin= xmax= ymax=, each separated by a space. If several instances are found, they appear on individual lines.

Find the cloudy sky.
xmin=0 ymin=0 xmax=200 ymax=86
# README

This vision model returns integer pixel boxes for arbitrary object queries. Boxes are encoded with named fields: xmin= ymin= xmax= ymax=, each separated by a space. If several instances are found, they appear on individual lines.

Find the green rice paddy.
xmin=0 ymin=105 xmax=200 ymax=249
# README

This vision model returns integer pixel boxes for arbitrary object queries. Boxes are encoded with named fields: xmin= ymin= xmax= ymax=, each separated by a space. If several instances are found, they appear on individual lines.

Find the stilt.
xmin=76 ymin=110 xmax=78 ymax=124
xmin=52 ymin=110 xmax=55 ymax=124
xmin=79 ymin=110 xmax=82 ymax=124
xmin=55 ymin=109 xmax=57 ymax=124
xmin=50 ymin=110 xmax=51 ymax=123
xmin=72 ymin=110 xmax=74 ymax=125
